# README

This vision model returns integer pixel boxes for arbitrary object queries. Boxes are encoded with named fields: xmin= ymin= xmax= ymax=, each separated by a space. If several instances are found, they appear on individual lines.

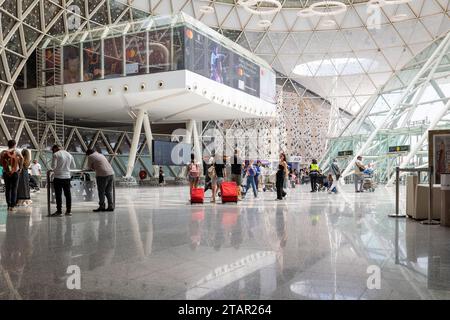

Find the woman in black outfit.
xmin=276 ymin=153 xmax=288 ymax=200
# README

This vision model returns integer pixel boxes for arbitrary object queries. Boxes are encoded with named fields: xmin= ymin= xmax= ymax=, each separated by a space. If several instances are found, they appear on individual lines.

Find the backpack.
xmin=189 ymin=163 xmax=200 ymax=178
xmin=1 ymin=150 xmax=19 ymax=177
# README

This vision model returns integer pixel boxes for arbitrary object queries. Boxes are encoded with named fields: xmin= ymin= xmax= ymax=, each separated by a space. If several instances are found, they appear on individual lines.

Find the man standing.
xmin=30 ymin=159 xmax=42 ymax=188
xmin=354 ymin=155 xmax=366 ymax=193
xmin=50 ymin=145 xmax=75 ymax=217
xmin=86 ymin=149 xmax=115 ymax=212
xmin=0 ymin=140 xmax=23 ymax=211
xmin=329 ymin=159 xmax=341 ymax=194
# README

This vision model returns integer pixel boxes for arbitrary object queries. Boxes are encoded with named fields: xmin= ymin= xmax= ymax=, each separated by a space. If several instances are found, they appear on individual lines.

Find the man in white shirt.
xmin=50 ymin=145 xmax=76 ymax=217
xmin=354 ymin=155 xmax=366 ymax=193
xmin=30 ymin=159 xmax=42 ymax=188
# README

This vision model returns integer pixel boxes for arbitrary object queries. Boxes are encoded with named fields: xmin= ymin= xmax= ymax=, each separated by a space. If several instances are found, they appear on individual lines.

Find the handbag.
xmin=207 ymin=165 xmax=216 ymax=179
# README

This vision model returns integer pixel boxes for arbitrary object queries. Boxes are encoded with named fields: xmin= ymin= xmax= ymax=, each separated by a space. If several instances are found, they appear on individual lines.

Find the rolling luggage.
xmin=220 ymin=181 xmax=238 ymax=203
xmin=191 ymin=188 xmax=204 ymax=204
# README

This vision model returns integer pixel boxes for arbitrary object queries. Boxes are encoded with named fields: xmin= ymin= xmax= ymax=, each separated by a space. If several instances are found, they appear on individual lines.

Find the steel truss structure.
xmin=321 ymin=33 xmax=450 ymax=184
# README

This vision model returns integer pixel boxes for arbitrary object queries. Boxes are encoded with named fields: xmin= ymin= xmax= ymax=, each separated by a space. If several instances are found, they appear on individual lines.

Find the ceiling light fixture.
xmin=321 ymin=19 xmax=336 ymax=27
xmin=367 ymin=0 xmax=386 ymax=8
xmin=257 ymin=19 xmax=272 ymax=28
xmin=297 ymin=1 xmax=347 ymax=17
xmin=391 ymin=13 xmax=408 ymax=22
xmin=384 ymin=0 xmax=412 ymax=4
xmin=199 ymin=5 xmax=215 ymax=14
xmin=239 ymin=0 xmax=282 ymax=16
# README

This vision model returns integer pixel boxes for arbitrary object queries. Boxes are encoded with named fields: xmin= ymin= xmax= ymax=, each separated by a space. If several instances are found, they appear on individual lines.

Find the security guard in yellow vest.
xmin=310 ymin=159 xmax=320 ymax=192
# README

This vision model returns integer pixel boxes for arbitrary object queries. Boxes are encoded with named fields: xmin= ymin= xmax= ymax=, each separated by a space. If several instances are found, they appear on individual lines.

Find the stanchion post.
xmin=389 ymin=166 xmax=406 ymax=218
xmin=421 ymin=165 xmax=440 ymax=225
xmin=47 ymin=171 xmax=51 ymax=216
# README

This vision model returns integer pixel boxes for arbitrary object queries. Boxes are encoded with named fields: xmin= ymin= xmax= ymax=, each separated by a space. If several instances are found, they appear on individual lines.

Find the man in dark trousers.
xmin=0 ymin=140 xmax=23 ymax=211
xmin=50 ymin=145 xmax=75 ymax=216
xmin=86 ymin=149 xmax=115 ymax=212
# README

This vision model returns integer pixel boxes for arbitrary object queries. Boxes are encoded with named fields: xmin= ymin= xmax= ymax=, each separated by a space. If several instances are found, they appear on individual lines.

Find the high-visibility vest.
xmin=310 ymin=164 xmax=319 ymax=172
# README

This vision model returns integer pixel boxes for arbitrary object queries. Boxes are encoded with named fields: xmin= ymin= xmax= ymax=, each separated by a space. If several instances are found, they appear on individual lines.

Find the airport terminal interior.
xmin=1 ymin=0 xmax=450 ymax=300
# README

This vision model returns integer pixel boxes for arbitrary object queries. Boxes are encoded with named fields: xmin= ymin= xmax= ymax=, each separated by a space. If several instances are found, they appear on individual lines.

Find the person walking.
xmin=50 ymin=145 xmax=75 ymax=217
xmin=16 ymin=149 xmax=32 ymax=206
xmin=276 ymin=153 xmax=288 ymax=200
xmin=210 ymin=154 xmax=226 ymax=203
xmin=86 ymin=149 xmax=115 ymax=212
xmin=329 ymin=158 xmax=341 ymax=194
xmin=255 ymin=160 xmax=262 ymax=192
xmin=30 ymin=159 xmax=42 ymax=188
xmin=159 ymin=167 xmax=165 ymax=186
xmin=0 ymin=140 xmax=23 ymax=211
xmin=354 ymin=155 xmax=365 ymax=193
xmin=230 ymin=149 xmax=243 ymax=200
xmin=244 ymin=160 xmax=258 ymax=198
xmin=309 ymin=159 xmax=320 ymax=192
xmin=187 ymin=153 xmax=200 ymax=191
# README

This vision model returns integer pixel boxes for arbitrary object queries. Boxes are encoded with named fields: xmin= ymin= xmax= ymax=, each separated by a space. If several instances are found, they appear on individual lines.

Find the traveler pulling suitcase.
xmin=220 ymin=181 xmax=238 ymax=203
xmin=191 ymin=188 xmax=204 ymax=204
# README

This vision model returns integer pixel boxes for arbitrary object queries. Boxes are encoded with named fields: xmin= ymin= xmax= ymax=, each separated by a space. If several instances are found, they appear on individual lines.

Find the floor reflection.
xmin=0 ymin=184 xmax=449 ymax=300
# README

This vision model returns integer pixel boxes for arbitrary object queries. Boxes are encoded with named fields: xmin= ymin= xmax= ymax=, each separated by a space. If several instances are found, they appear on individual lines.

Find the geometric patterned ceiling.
xmin=125 ymin=0 xmax=450 ymax=113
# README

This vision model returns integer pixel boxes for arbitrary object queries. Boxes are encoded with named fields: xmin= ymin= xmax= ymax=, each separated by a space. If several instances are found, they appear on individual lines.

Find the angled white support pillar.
xmin=126 ymin=108 xmax=145 ymax=178
xmin=386 ymin=99 xmax=450 ymax=185
xmin=192 ymin=120 xmax=203 ymax=167
xmin=142 ymin=111 xmax=154 ymax=176
xmin=178 ymin=120 xmax=195 ymax=178
xmin=341 ymin=32 xmax=450 ymax=178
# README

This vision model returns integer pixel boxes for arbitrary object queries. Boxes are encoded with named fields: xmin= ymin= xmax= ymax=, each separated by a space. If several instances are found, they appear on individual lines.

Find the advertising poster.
xmin=184 ymin=27 xmax=261 ymax=99
xmin=433 ymin=133 xmax=450 ymax=184
xmin=63 ymin=45 xmax=80 ymax=84
xmin=260 ymin=66 xmax=276 ymax=103
xmin=83 ymin=41 xmax=101 ymax=81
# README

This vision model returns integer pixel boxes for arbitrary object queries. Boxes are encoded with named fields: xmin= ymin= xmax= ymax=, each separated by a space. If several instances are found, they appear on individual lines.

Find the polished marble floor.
xmin=0 ymin=183 xmax=450 ymax=300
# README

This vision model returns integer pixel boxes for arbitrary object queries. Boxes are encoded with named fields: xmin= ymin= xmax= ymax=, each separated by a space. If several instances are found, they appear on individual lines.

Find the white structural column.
xmin=340 ymin=32 xmax=450 ymax=178
xmin=192 ymin=120 xmax=203 ymax=167
xmin=142 ymin=111 xmax=154 ymax=175
xmin=126 ymin=108 xmax=145 ymax=178
xmin=178 ymin=120 xmax=194 ymax=178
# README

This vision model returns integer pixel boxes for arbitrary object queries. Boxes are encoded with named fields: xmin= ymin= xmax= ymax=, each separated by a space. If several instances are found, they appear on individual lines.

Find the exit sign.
xmin=389 ymin=145 xmax=410 ymax=153
xmin=338 ymin=150 xmax=353 ymax=157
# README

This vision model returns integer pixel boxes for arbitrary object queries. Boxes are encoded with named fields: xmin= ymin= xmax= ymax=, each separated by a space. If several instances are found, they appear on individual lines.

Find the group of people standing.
xmin=1 ymin=139 xmax=115 ymax=216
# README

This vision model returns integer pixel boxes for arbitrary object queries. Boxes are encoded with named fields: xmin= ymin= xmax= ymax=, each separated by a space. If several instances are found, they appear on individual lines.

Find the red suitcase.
xmin=191 ymin=188 xmax=204 ymax=204
xmin=220 ymin=181 xmax=238 ymax=203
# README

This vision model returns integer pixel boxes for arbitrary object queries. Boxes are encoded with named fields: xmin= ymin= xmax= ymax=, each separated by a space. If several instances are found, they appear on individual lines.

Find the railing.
xmin=46 ymin=169 xmax=115 ymax=216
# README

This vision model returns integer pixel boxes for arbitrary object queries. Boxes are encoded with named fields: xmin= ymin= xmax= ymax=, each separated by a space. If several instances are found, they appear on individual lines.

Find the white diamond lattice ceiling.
xmin=124 ymin=0 xmax=450 ymax=115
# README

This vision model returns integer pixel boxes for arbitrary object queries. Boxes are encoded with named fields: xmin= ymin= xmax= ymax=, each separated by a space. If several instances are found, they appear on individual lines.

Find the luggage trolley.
xmin=46 ymin=169 xmax=115 ymax=216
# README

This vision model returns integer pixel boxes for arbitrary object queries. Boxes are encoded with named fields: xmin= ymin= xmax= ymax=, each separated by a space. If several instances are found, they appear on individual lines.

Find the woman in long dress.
xmin=16 ymin=149 xmax=32 ymax=206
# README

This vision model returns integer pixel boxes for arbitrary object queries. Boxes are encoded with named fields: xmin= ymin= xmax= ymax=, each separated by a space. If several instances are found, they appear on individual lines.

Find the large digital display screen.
xmin=152 ymin=140 xmax=192 ymax=166
xmin=184 ymin=28 xmax=261 ymax=99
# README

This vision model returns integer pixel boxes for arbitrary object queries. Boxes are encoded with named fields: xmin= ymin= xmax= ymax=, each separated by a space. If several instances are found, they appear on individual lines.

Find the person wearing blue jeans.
xmin=245 ymin=160 xmax=258 ymax=198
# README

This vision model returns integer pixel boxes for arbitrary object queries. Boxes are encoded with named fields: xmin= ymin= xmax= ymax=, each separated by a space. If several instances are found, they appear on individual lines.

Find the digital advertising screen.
xmin=152 ymin=140 xmax=192 ymax=166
